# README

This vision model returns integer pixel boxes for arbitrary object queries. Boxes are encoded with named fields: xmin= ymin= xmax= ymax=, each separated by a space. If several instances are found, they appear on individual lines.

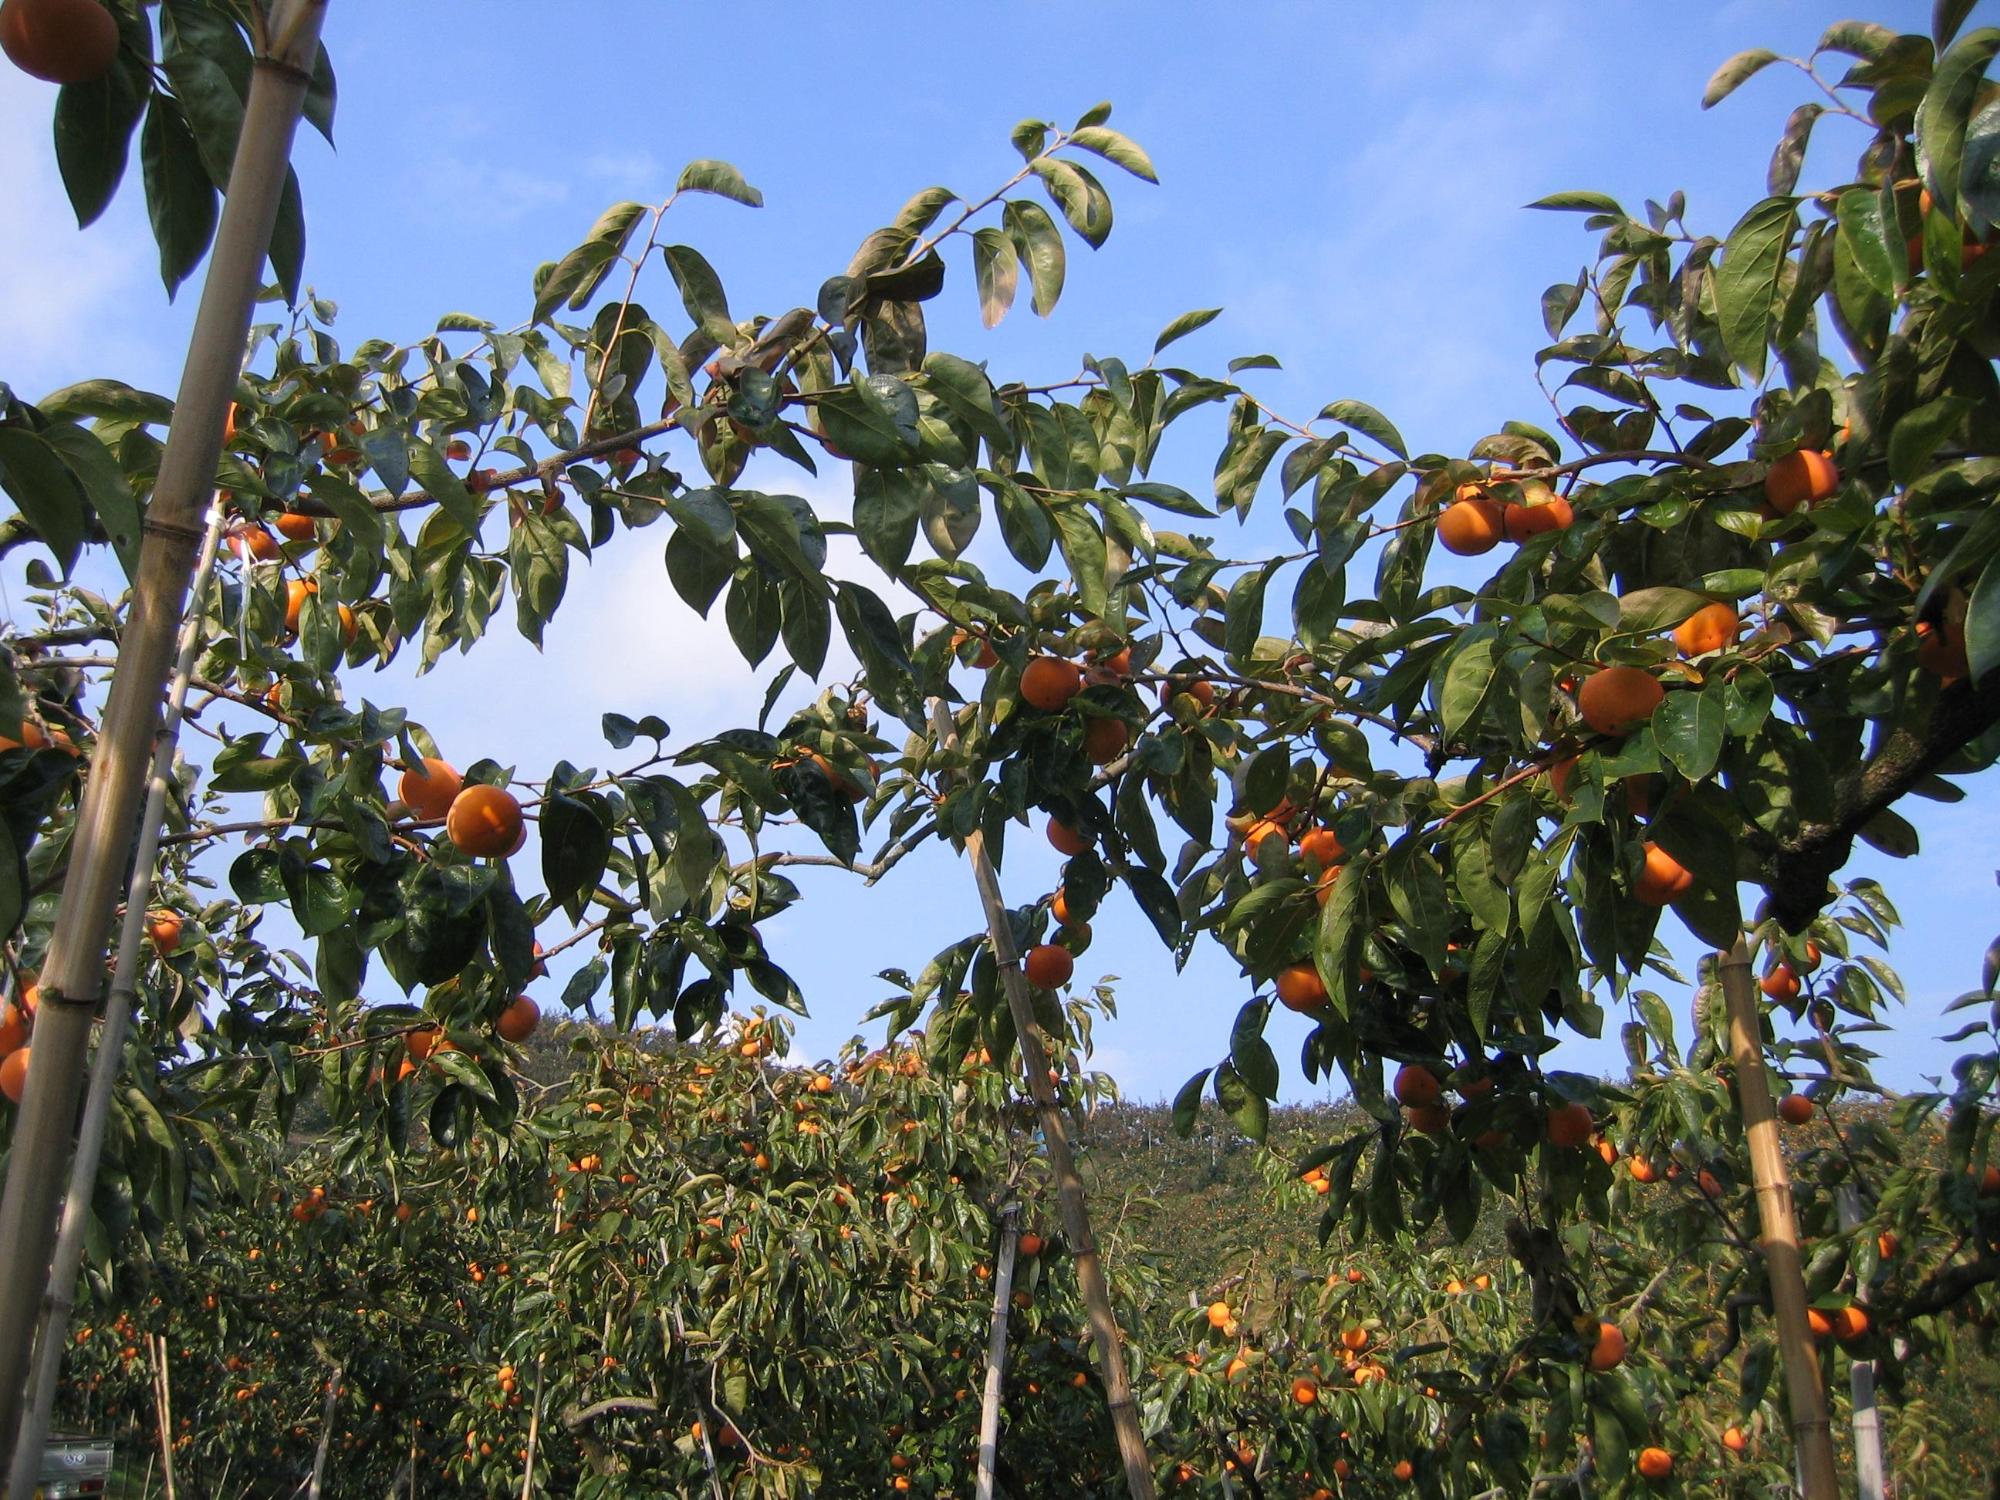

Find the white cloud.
xmin=0 ymin=79 xmax=150 ymax=391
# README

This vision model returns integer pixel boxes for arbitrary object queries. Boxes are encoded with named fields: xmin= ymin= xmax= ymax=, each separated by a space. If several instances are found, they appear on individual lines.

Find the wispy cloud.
xmin=0 ymin=81 xmax=150 ymax=392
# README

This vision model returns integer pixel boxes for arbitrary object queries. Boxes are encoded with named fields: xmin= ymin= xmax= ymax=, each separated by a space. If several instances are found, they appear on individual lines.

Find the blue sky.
xmin=2 ymin=0 xmax=1984 ymax=1105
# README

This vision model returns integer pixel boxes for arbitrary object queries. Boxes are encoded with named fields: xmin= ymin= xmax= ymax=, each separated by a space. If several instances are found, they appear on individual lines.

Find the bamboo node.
xmin=37 ymin=983 xmax=102 ymax=1010
xmin=140 ymin=517 xmax=210 ymax=545
xmin=252 ymin=55 xmax=316 ymax=86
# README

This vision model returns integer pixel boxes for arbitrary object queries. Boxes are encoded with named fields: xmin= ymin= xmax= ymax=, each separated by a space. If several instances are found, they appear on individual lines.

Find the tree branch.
xmin=1756 ymin=672 xmax=2000 ymax=928
xmin=1892 ymin=1253 xmax=2000 ymax=1321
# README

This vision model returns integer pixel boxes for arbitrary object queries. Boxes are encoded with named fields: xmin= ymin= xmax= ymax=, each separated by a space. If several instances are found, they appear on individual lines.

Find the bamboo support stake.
xmin=148 ymin=1335 xmax=176 ymax=1500
xmin=307 ymin=1363 xmax=343 ymax=1500
xmin=5 ymin=498 xmax=226 ymax=1500
xmin=975 ymin=1205 xmax=1021 ymax=1500
xmin=0 ymin=0 xmax=330 ymax=1457
xmin=1837 ymin=1187 xmax=1885 ymax=1500
xmin=519 ymin=1354 xmax=546 ymax=1500
xmin=927 ymin=702 xmax=1158 ymax=1499
xmin=1719 ymin=936 xmax=1837 ymax=1498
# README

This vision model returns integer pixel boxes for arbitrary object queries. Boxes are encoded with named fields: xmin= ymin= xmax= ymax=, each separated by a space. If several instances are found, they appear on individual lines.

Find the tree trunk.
xmin=0 ymin=0 xmax=331 ymax=1459
xmin=928 ymin=702 xmax=1158 ymax=1499
xmin=1719 ymin=935 xmax=1838 ymax=1497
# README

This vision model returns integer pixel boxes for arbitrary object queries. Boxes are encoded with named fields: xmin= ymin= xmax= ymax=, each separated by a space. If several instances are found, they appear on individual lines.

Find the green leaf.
xmin=1817 ymin=20 xmax=1896 ymax=57
xmin=1044 ymin=498 xmax=1109 ymax=619
xmin=139 ymin=95 xmax=218 ymax=296
xmin=1153 ymin=307 xmax=1222 ymax=358
xmin=675 ymin=159 xmax=763 ymax=207
xmin=1121 ymin=481 xmax=1213 ymax=518
xmin=1067 ymin=125 xmax=1158 ymax=182
xmin=1714 ymin=197 xmax=1798 ymax=379
xmin=1835 ymin=186 xmax=1902 ymax=296
xmin=1318 ymin=399 xmax=1407 ymax=459
xmin=38 ymin=422 xmax=141 ymax=580
xmin=1653 ymin=681 xmax=1727 ymax=781
xmin=1889 ymin=396 xmax=1971 ymax=485
xmin=0 ymin=428 xmax=89 ymax=575
xmin=1003 ymin=199 xmax=1065 ymax=317
xmin=406 ymin=440 xmax=482 ymax=538
xmin=541 ymin=794 xmax=611 ymax=925
xmin=1966 ymin=551 xmax=2000 ymax=684
xmin=508 ymin=508 xmax=570 ymax=646
xmin=1213 ymin=1061 xmax=1269 ymax=1142
xmin=53 ymin=47 xmax=147 ymax=229
xmin=1702 ymin=48 xmax=1781 ymax=108
xmin=1768 ymin=103 xmax=1823 ymax=196
xmin=37 ymin=380 xmax=172 ymax=425
xmin=1616 ymin=586 xmax=1713 ymax=633
xmin=1526 ymin=191 xmax=1624 ymax=214
xmin=1031 ymin=158 xmax=1114 ymax=248
xmin=1964 ymin=98 xmax=2000 ymax=237
xmin=1385 ymin=837 xmax=1450 ymax=977
xmin=971 ymin=226 xmax=1018 ymax=329
xmin=1440 ymin=633 xmax=1501 ymax=744
xmin=532 ymin=201 xmax=648 ymax=323
xmin=261 ymin=166 xmax=304 ymax=307
xmin=1230 ymin=1001 xmax=1280 ymax=1100
xmin=662 ymin=244 xmax=737 ymax=346
xmin=852 ymin=467 xmax=921 ymax=573
xmin=304 ymin=41 xmax=336 ymax=143
xmin=918 ymin=463 xmax=980 ymax=559
xmin=0 ymin=822 xmax=21 ymax=943
xmin=1171 ymin=1069 xmax=1212 ymax=1137
xmin=834 ymin=582 xmax=915 ymax=717
xmin=1916 ymin=27 xmax=2000 ymax=218
xmin=1223 ymin=561 xmax=1277 ymax=659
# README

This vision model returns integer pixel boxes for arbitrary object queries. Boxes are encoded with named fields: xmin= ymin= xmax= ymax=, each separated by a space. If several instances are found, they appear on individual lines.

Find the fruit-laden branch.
xmin=1891 ymin=1253 xmax=2000 ymax=1321
xmin=1754 ymin=671 xmax=2000 ymax=929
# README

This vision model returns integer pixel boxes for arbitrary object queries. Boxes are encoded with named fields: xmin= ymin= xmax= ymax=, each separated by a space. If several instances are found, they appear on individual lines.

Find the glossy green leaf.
xmin=138 ymin=95 xmax=217 ymax=296
xmin=676 ymin=159 xmax=763 ymax=207
xmin=1714 ymin=197 xmax=1797 ymax=379
xmin=1916 ymin=27 xmax=2000 ymax=217
xmin=1067 ymin=125 xmax=1158 ymax=183
xmin=1702 ymin=47 xmax=1780 ymax=108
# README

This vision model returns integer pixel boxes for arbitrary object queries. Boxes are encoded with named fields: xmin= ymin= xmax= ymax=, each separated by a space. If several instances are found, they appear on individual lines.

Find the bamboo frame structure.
xmin=1719 ymin=936 xmax=1837 ymax=1497
xmin=0 ymin=0 xmax=331 ymax=1461
xmin=974 ymin=1205 xmax=1021 ymax=1500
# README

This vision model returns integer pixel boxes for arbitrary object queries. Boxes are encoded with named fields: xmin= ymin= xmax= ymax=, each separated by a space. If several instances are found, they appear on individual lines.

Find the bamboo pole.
xmin=148 ymin=1335 xmax=176 ymax=1500
xmin=0 ymin=0 xmax=330 ymax=1457
xmin=307 ymin=1363 xmax=343 ymax=1500
xmin=1837 ymin=1187 xmax=1885 ymax=1500
xmin=5 ymin=499 xmax=226 ymax=1500
xmin=927 ymin=702 xmax=1158 ymax=1498
xmin=974 ymin=1205 xmax=1021 ymax=1500
xmin=1719 ymin=936 xmax=1837 ymax=1498
xmin=519 ymin=1354 xmax=546 ymax=1500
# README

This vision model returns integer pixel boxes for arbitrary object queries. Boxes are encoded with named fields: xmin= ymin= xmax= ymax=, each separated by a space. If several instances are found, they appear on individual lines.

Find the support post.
xmin=1719 ymin=935 xmax=1838 ymax=1498
xmin=307 ymin=1362 xmax=343 ymax=1500
xmin=6 ymin=499 xmax=226 ymax=1500
xmin=0 ymin=0 xmax=329 ymax=1458
xmin=975 ymin=1205 xmax=1020 ymax=1500
xmin=519 ymin=1354 xmax=546 ymax=1500
xmin=147 ymin=1335 xmax=176 ymax=1500
xmin=928 ymin=702 xmax=1157 ymax=1499
xmin=1837 ymin=1187 xmax=1885 ymax=1500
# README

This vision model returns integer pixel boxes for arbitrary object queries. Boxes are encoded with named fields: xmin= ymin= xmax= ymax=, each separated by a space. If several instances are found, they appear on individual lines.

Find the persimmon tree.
xmin=3 ymin=0 xmax=2000 ymax=1494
